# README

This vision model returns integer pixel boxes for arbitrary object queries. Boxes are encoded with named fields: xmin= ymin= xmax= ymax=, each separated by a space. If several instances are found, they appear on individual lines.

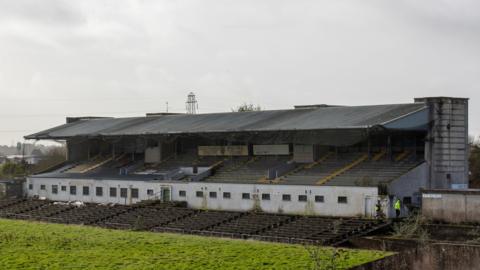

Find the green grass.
xmin=0 ymin=219 xmax=391 ymax=270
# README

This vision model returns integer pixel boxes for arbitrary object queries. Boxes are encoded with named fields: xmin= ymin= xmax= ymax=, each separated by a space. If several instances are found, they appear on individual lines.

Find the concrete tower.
xmin=415 ymin=97 xmax=469 ymax=189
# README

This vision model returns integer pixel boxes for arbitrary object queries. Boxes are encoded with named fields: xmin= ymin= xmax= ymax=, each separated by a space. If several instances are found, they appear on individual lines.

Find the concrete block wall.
xmin=422 ymin=190 xmax=480 ymax=223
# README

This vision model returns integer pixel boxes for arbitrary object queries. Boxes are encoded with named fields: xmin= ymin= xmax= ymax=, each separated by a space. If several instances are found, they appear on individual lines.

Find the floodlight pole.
xmin=186 ymin=92 xmax=198 ymax=114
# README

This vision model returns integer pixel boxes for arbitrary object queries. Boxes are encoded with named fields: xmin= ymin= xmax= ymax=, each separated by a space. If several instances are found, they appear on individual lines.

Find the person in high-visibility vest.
xmin=394 ymin=198 xmax=401 ymax=218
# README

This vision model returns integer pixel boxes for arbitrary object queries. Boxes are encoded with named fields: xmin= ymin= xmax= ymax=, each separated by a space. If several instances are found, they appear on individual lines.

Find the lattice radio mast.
xmin=185 ymin=92 xmax=198 ymax=114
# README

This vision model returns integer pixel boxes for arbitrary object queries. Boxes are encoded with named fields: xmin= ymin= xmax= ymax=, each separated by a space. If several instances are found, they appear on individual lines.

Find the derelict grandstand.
xmin=24 ymin=96 xmax=469 ymax=218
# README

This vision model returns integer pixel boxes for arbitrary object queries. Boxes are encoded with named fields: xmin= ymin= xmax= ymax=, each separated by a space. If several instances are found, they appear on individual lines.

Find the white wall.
xmin=26 ymin=177 xmax=378 ymax=217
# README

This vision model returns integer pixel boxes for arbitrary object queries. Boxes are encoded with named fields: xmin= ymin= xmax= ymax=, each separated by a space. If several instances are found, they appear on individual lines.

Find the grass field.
xmin=0 ymin=219 xmax=391 ymax=269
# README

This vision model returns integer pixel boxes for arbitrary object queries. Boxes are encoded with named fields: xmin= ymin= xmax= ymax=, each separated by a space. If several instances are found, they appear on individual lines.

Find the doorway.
xmin=364 ymin=196 xmax=375 ymax=218
xmin=161 ymin=186 xmax=171 ymax=202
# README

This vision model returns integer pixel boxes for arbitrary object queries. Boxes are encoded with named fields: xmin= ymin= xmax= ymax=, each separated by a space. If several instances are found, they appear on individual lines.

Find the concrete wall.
xmin=293 ymin=144 xmax=315 ymax=163
xmin=389 ymin=162 xmax=428 ymax=205
xmin=26 ymin=177 xmax=378 ymax=217
xmin=145 ymin=147 xmax=161 ymax=163
xmin=351 ymin=240 xmax=480 ymax=270
xmin=422 ymin=190 xmax=480 ymax=223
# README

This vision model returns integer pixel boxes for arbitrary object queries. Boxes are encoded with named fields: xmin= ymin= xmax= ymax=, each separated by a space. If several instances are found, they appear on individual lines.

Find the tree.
xmin=232 ymin=103 xmax=262 ymax=112
xmin=0 ymin=161 xmax=26 ymax=179
xmin=470 ymin=144 xmax=480 ymax=188
xmin=31 ymin=146 xmax=67 ymax=174
xmin=31 ymin=149 xmax=44 ymax=157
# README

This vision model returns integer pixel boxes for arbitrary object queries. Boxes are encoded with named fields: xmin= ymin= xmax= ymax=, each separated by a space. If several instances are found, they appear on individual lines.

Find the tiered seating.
xmin=195 ymin=156 xmax=225 ymax=166
xmin=259 ymin=216 xmax=384 ymax=244
xmin=325 ymin=153 xmax=423 ymax=186
xmin=0 ymin=198 xmax=25 ymax=209
xmin=157 ymin=210 xmax=244 ymax=232
xmin=0 ymin=199 xmax=49 ymax=218
xmin=0 ymin=198 xmax=390 ymax=246
xmin=46 ymin=204 xmax=131 ymax=225
xmin=205 ymin=213 xmax=295 ymax=236
xmin=64 ymin=156 xmax=113 ymax=173
xmin=316 ymin=153 xmax=369 ymax=185
xmin=317 ymin=219 xmax=387 ymax=245
xmin=87 ymin=154 xmax=138 ymax=175
xmin=206 ymin=156 xmax=291 ymax=183
xmin=13 ymin=203 xmax=75 ymax=221
xmin=101 ymin=204 xmax=195 ymax=230
xmin=260 ymin=216 xmax=337 ymax=241
xmin=281 ymin=152 xmax=366 ymax=185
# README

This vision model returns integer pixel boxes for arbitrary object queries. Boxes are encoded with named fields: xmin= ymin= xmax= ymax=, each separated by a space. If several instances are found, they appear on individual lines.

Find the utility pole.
xmin=185 ymin=92 xmax=198 ymax=114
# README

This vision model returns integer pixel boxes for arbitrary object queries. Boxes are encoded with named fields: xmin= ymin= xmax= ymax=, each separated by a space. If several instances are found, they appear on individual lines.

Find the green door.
xmin=161 ymin=187 xmax=171 ymax=202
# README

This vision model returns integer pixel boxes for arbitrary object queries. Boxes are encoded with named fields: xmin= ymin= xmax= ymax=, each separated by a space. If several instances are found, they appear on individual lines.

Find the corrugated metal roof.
xmin=25 ymin=103 xmax=427 ymax=140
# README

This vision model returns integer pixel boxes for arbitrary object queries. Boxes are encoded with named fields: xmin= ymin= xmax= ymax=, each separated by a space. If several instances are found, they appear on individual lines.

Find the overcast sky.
xmin=0 ymin=0 xmax=479 ymax=145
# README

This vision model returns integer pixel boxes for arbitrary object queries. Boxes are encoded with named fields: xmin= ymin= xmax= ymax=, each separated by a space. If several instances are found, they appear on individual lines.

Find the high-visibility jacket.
xmin=394 ymin=200 xmax=401 ymax=210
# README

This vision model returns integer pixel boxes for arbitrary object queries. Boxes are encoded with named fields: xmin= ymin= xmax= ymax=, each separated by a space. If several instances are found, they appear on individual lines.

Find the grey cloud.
xmin=0 ymin=0 xmax=479 ymax=145
xmin=0 ymin=0 xmax=85 ymax=25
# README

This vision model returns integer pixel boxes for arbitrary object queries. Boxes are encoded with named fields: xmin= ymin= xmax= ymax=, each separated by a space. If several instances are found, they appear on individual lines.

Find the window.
xmin=315 ymin=195 xmax=324 ymax=203
xmin=282 ymin=194 xmax=291 ymax=201
xmin=40 ymin=185 xmax=46 ymax=190
xmin=147 ymin=189 xmax=154 ymax=196
xmin=196 ymin=191 xmax=203 ymax=198
xmin=96 ymin=187 xmax=103 ymax=197
xmin=70 ymin=186 xmax=76 ymax=195
xmin=61 ymin=186 xmax=67 ymax=191
xmin=83 ymin=186 xmax=89 ymax=196
xmin=338 ymin=196 xmax=348 ymax=204
xmin=52 ymin=185 xmax=58 ymax=194
xmin=403 ymin=197 xmax=412 ymax=205
xmin=28 ymin=184 xmax=33 ymax=190
xmin=179 ymin=190 xmax=186 ymax=197
xmin=261 ymin=193 xmax=270 ymax=200
xmin=209 ymin=191 xmax=217 ymax=198
xmin=223 ymin=192 xmax=231 ymax=199
xmin=242 ymin=193 xmax=250 ymax=200
xmin=110 ymin=187 xmax=117 ymax=197
xmin=131 ymin=188 xmax=139 ymax=199
xmin=298 ymin=195 xmax=307 ymax=202
xmin=120 ymin=188 xmax=128 ymax=198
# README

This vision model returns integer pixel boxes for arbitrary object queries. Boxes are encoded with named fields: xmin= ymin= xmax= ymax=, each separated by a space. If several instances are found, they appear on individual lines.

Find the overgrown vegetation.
xmin=392 ymin=214 xmax=430 ymax=245
xmin=0 ymin=219 xmax=390 ymax=270
xmin=304 ymin=244 xmax=357 ymax=270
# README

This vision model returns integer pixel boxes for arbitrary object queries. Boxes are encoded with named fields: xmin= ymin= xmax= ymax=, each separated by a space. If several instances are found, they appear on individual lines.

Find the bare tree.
xmin=303 ymin=241 xmax=326 ymax=270
xmin=469 ymin=135 xmax=476 ymax=146
xmin=470 ymin=135 xmax=480 ymax=146
xmin=232 ymin=103 xmax=262 ymax=112
xmin=304 ymin=241 xmax=344 ymax=270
